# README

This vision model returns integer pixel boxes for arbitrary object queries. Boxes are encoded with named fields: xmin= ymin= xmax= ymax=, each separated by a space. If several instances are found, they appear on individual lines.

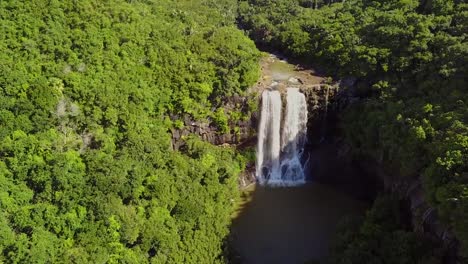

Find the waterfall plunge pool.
xmin=234 ymin=55 xmax=367 ymax=264
xmin=230 ymin=183 xmax=367 ymax=264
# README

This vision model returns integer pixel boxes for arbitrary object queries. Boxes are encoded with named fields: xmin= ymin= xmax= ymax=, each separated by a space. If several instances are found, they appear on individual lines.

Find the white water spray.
xmin=256 ymin=88 xmax=308 ymax=186
xmin=279 ymin=88 xmax=308 ymax=184
xmin=256 ymin=90 xmax=282 ymax=185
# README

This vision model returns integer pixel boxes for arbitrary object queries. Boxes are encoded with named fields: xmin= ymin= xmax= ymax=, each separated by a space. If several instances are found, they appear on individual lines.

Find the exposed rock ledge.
xmin=170 ymin=95 xmax=258 ymax=150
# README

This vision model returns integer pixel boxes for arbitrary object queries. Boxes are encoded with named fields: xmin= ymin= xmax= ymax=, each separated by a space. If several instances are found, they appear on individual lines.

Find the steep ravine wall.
xmin=359 ymin=159 xmax=461 ymax=263
xmin=174 ymin=67 xmax=461 ymax=261
xmin=170 ymin=95 xmax=258 ymax=150
xmin=280 ymin=76 xmax=461 ymax=262
xmin=170 ymin=95 xmax=259 ymax=188
xmin=317 ymin=80 xmax=461 ymax=263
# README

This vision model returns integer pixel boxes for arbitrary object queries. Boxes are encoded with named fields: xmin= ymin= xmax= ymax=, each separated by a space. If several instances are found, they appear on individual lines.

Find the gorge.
xmin=231 ymin=49 xmax=460 ymax=263
xmin=230 ymin=55 xmax=369 ymax=264
xmin=1 ymin=1 xmax=465 ymax=263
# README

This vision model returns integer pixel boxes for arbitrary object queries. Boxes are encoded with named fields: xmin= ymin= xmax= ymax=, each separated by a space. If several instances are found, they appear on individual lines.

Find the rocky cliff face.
xmin=171 ymin=116 xmax=255 ymax=149
xmin=372 ymin=164 xmax=460 ymax=263
xmin=170 ymin=95 xmax=258 ymax=188
xmin=309 ymin=78 xmax=461 ymax=263
xmin=170 ymin=95 xmax=258 ymax=150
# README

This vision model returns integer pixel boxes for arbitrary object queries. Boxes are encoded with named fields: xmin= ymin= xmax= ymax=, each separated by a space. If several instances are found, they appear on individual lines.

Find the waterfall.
xmin=256 ymin=88 xmax=308 ymax=186
xmin=280 ymin=88 xmax=308 ymax=184
xmin=256 ymin=90 xmax=282 ymax=185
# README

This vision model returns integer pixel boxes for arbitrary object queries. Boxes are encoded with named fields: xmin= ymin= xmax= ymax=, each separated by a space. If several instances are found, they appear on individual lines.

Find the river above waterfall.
xmin=231 ymin=183 xmax=367 ymax=264
xmin=254 ymin=54 xmax=324 ymax=93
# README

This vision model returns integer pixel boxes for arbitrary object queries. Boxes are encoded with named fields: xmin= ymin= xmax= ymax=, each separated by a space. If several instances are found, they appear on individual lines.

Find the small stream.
xmin=231 ymin=184 xmax=366 ymax=264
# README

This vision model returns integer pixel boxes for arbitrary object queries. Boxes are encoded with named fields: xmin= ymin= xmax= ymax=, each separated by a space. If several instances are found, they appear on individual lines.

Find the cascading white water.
xmin=279 ymin=88 xmax=308 ymax=184
xmin=256 ymin=90 xmax=282 ymax=185
xmin=256 ymin=88 xmax=308 ymax=186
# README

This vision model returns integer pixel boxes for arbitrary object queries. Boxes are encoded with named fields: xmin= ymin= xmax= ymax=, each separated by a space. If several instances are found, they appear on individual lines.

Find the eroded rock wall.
xmin=171 ymin=95 xmax=258 ymax=150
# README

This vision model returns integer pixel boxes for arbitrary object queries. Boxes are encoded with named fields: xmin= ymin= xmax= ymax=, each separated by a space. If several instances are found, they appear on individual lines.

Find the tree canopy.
xmin=0 ymin=0 xmax=259 ymax=263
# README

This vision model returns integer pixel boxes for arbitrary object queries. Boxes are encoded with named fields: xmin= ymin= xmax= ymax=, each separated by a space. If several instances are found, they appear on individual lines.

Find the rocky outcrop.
xmin=301 ymin=84 xmax=337 ymax=143
xmin=382 ymin=171 xmax=459 ymax=263
xmin=238 ymin=164 xmax=257 ymax=190
xmin=171 ymin=117 xmax=255 ymax=150
xmin=170 ymin=96 xmax=259 ymax=188
xmin=170 ymin=95 xmax=258 ymax=150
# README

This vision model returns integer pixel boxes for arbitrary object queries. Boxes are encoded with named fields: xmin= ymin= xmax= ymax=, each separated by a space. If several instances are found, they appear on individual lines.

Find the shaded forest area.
xmin=0 ymin=0 xmax=260 ymax=263
xmin=238 ymin=0 xmax=467 ymax=263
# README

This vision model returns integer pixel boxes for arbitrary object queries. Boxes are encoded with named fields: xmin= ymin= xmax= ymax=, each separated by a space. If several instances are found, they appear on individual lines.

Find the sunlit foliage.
xmin=0 ymin=0 xmax=259 ymax=262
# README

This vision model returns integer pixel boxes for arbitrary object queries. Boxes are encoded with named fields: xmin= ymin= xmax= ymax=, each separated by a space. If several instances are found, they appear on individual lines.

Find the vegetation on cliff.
xmin=2 ymin=0 xmax=466 ymax=262
xmin=329 ymin=195 xmax=444 ymax=264
xmin=0 ymin=0 xmax=259 ymax=262
xmin=238 ymin=0 xmax=467 ymax=261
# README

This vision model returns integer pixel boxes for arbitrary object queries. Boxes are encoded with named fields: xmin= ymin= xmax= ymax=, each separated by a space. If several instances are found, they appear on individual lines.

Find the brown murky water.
xmin=231 ymin=183 xmax=367 ymax=264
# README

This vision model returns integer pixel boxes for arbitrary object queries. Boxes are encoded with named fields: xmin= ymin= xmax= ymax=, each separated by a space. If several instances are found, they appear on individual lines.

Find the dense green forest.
xmin=329 ymin=195 xmax=444 ymax=264
xmin=238 ymin=0 xmax=467 ymax=262
xmin=2 ymin=0 xmax=467 ymax=263
xmin=0 ymin=0 xmax=260 ymax=263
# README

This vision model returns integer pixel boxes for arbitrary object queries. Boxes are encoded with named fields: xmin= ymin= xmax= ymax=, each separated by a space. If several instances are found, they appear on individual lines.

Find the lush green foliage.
xmin=329 ymin=195 xmax=443 ymax=264
xmin=238 ymin=0 xmax=467 ymax=259
xmin=0 ymin=0 xmax=260 ymax=262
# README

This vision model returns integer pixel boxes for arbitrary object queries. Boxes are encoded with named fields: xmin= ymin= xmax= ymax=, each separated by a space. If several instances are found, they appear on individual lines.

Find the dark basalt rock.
xmin=171 ymin=98 xmax=257 ymax=149
xmin=365 ymin=161 xmax=460 ymax=263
